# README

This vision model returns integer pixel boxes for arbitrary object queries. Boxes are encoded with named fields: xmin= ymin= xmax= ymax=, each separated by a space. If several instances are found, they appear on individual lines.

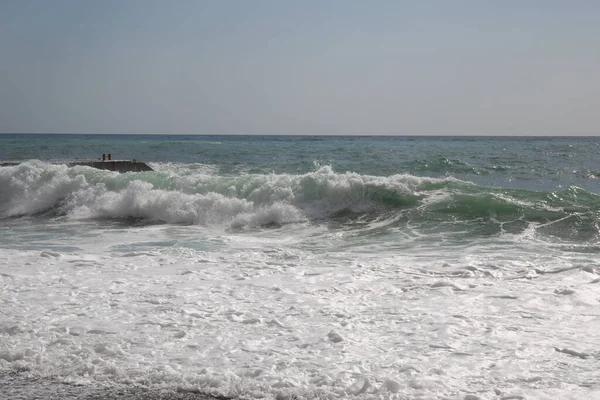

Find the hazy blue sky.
xmin=1 ymin=0 xmax=599 ymax=135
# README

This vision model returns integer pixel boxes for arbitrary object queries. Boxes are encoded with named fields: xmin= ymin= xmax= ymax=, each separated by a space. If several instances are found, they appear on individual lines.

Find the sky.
xmin=1 ymin=0 xmax=599 ymax=135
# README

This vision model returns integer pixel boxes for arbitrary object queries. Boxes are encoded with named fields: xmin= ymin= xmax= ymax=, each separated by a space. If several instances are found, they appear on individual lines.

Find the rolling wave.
xmin=1 ymin=161 xmax=599 ymax=239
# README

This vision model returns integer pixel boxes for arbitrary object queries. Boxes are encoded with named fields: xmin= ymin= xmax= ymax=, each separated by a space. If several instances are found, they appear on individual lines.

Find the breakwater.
xmin=0 ymin=160 xmax=153 ymax=172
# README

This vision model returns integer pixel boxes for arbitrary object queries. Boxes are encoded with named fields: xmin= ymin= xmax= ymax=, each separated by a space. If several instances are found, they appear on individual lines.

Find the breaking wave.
xmin=1 ymin=161 xmax=599 ymax=239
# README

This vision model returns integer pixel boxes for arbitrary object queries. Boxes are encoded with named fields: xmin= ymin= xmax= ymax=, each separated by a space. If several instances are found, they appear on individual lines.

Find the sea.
xmin=1 ymin=134 xmax=600 ymax=400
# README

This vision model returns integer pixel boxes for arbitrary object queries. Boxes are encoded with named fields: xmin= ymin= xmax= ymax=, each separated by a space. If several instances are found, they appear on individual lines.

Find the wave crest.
xmin=1 ymin=162 xmax=598 ymax=236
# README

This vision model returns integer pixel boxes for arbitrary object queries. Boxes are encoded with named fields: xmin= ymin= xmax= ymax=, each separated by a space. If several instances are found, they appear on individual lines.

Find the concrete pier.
xmin=68 ymin=160 xmax=154 ymax=172
xmin=0 ymin=160 xmax=154 ymax=172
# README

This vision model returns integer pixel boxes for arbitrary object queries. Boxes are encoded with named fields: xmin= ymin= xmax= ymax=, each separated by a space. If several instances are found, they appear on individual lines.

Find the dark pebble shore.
xmin=0 ymin=372 xmax=228 ymax=400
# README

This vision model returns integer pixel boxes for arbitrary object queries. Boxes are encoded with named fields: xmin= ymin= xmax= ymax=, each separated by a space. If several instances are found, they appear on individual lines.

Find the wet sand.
xmin=0 ymin=373 xmax=226 ymax=400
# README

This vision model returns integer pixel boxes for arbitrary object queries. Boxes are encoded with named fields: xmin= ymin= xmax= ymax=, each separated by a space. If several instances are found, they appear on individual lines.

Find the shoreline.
xmin=0 ymin=372 xmax=227 ymax=400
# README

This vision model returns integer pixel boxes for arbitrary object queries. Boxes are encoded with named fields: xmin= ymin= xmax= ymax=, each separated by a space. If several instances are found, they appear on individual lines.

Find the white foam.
xmin=1 ymin=221 xmax=599 ymax=399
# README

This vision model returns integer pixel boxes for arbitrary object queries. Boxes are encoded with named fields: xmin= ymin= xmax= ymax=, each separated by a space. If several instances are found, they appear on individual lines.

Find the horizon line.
xmin=1 ymin=132 xmax=599 ymax=137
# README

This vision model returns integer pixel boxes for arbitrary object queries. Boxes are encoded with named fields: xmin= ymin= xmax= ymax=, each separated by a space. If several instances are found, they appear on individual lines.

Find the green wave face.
xmin=406 ymin=184 xmax=600 ymax=242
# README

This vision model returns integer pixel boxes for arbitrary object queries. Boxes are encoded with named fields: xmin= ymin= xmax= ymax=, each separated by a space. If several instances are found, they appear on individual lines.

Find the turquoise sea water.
xmin=2 ymin=134 xmax=600 ymax=190
xmin=1 ymin=134 xmax=600 ymax=399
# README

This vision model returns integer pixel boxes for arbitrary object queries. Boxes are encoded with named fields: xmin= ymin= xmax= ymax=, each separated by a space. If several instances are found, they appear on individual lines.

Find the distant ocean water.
xmin=1 ymin=134 xmax=600 ymax=399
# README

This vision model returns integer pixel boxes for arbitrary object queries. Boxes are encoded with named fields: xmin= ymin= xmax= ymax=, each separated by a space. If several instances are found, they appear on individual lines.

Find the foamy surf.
xmin=1 ymin=221 xmax=600 ymax=399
